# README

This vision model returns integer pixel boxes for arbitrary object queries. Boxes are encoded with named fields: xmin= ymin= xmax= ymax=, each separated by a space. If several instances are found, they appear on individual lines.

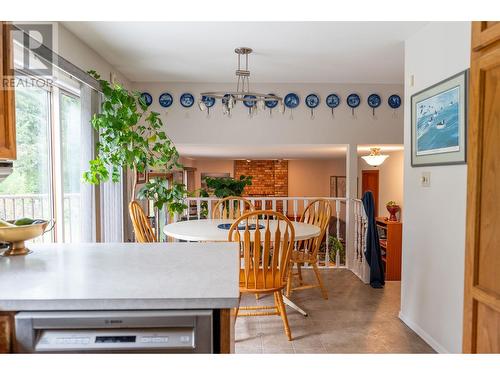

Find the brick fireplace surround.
xmin=234 ymin=160 xmax=288 ymax=201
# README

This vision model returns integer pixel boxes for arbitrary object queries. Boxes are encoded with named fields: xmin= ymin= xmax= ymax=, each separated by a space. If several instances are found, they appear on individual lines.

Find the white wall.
xmin=56 ymin=23 xmax=131 ymax=88
xmin=400 ymin=22 xmax=470 ymax=353
xmin=288 ymin=158 xmax=346 ymax=197
xmin=131 ymin=82 xmax=404 ymax=146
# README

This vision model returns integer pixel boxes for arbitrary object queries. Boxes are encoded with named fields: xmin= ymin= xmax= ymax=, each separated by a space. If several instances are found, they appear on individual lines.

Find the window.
xmin=0 ymin=77 xmax=83 ymax=243
xmin=0 ymin=84 xmax=53 ymax=241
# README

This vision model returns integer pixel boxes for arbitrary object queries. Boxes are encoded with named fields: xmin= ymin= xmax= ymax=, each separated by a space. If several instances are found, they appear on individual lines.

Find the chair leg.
xmin=255 ymin=293 xmax=260 ymax=300
xmin=273 ymin=292 xmax=280 ymax=313
xmin=233 ymin=293 xmax=241 ymax=323
xmin=312 ymin=263 xmax=328 ymax=299
xmin=297 ymin=263 xmax=303 ymax=285
xmin=275 ymin=291 xmax=292 ymax=341
xmin=286 ymin=264 xmax=294 ymax=297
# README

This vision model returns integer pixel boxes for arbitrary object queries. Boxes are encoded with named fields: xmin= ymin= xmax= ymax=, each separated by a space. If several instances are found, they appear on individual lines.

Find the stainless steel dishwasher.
xmin=15 ymin=310 xmax=213 ymax=353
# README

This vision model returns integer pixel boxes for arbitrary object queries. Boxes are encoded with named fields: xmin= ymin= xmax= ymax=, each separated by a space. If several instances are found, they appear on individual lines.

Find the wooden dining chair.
xmin=129 ymin=200 xmax=156 ymax=243
xmin=286 ymin=199 xmax=332 ymax=299
xmin=228 ymin=210 xmax=295 ymax=341
xmin=212 ymin=196 xmax=255 ymax=220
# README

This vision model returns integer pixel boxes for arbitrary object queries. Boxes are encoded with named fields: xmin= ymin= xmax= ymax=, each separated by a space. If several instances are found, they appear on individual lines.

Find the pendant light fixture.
xmin=361 ymin=147 xmax=389 ymax=167
xmin=199 ymin=47 xmax=283 ymax=116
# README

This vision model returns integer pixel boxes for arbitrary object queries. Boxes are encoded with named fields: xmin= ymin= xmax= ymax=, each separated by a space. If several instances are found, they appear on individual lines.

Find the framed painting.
xmin=330 ymin=176 xmax=346 ymax=198
xmin=137 ymin=169 xmax=147 ymax=184
xmin=411 ymin=70 xmax=468 ymax=167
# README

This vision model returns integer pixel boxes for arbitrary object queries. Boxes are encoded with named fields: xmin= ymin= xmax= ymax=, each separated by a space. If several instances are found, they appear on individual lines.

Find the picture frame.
xmin=330 ymin=176 xmax=346 ymax=198
xmin=411 ymin=70 xmax=468 ymax=167
xmin=136 ymin=169 xmax=147 ymax=184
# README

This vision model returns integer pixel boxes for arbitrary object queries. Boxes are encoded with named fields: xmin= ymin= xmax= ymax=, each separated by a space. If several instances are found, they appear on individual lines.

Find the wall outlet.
xmin=421 ymin=171 xmax=431 ymax=187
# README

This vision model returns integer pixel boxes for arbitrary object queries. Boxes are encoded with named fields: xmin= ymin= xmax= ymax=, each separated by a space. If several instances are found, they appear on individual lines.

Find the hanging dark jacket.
xmin=362 ymin=191 xmax=385 ymax=288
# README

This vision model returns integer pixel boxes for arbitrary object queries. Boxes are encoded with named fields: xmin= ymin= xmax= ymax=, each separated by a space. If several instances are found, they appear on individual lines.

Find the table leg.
xmin=282 ymin=295 xmax=308 ymax=317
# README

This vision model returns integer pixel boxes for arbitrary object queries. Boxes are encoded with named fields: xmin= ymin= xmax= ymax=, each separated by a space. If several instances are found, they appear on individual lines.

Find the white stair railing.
xmin=348 ymin=198 xmax=370 ymax=283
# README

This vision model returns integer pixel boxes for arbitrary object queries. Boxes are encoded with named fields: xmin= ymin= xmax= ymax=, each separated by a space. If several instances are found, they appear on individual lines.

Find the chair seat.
xmin=239 ymin=269 xmax=286 ymax=291
xmin=290 ymin=250 xmax=315 ymax=263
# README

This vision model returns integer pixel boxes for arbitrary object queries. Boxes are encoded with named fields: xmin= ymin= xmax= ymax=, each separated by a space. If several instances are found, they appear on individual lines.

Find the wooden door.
xmin=463 ymin=21 xmax=500 ymax=353
xmin=0 ymin=22 xmax=16 ymax=160
xmin=362 ymin=170 xmax=379 ymax=216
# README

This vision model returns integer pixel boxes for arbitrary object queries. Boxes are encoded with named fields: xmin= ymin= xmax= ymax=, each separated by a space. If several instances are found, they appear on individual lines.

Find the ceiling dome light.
xmin=361 ymin=147 xmax=389 ymax=167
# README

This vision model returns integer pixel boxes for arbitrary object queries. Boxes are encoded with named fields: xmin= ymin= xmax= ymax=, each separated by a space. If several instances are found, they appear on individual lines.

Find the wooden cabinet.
xmin=463 ymin=21 xmax=500 ymax=353
xmin=376 ymin=217 xmax=402 ymax=281
xmin=0 ymin=21 xmax=16 ymax=160
xmin=0 ymin=313 xmax=14 ymax=353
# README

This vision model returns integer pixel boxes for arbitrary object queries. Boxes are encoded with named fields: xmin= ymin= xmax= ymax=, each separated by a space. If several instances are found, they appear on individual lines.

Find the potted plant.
xmin=323 ymin=235 xmax=345 ymax=265
xmin=82 ymin=71 xmax=187 ymax=235
xmin=386 ymin=200 xmax=400 ymax=222
xmin=201 ymin=175 xmax=253 ymax=198
xmin=197 ymin=175 xmax=253 ymax=218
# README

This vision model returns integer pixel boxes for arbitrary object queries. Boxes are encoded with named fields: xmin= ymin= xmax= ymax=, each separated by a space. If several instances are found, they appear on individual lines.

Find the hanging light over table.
xmin=199 ymin=47 xmax=282 ymax=117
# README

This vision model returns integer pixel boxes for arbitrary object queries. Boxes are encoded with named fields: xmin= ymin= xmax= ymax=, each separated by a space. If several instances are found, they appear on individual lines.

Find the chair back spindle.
xmin=228 ymin=210 xmax=295 ymax=292
xmin=297 ymin=199 xmax=332 ymax=258
xmin=212 ymin=196 xmax=255 ymax=220
xmin=129 ymin=200 xmax=156 ymax=243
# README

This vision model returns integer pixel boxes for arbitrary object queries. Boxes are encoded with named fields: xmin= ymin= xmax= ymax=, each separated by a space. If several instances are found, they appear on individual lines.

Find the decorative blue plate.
xmin=158 ymin=92 xmax=173 ymax=108
xmin=201 ymin=95 xmax=216 ymax=108
xmin=217 ymin=223 xmax=265 ymax=230
xmin=367 ymin=94 xmax=381 ymax=108
xmin=140 ymin=92 xmax=153 ymax=106
xmin=243 ymin=95 xmax=257 ymax=108
xmin=284 ymin=93 xmax=300 ymax=109
xmin=347 ymin=93 xmax=361 ymax=108
xmin=265 ymin=93 xmax=279 ymax=109
xmin=305 ymin=94 xmax=320 ymax=108
xmin=388 ymin=94 xmax=401 ymax=109
xmin=180 ymin=93 xmax=195 ymax=108
xmin=326 ymin=94 xmax=340 ymax=108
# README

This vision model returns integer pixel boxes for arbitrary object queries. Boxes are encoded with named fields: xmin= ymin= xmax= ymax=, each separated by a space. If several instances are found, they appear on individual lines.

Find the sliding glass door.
xmin=0 ymin=85 xmax=53 ymax=242
xmin=60 ymin=91 xmax=82 ymax=242
xmin=0 ymin=79 xmax=84 ymax=243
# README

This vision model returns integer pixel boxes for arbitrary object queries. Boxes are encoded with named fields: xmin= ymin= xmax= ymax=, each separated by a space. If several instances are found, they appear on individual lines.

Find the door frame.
xmin=361 ymin=169 xmax=379 ymax=216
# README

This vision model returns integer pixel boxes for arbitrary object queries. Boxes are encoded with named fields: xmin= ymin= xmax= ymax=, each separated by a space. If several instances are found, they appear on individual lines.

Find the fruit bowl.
xmin=0 ymin=219 xmax=53 ymax=256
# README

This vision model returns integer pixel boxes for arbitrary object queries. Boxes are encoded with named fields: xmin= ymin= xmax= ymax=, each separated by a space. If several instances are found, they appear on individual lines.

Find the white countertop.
xmin=0 ymin=242 xmax=240 ymax=311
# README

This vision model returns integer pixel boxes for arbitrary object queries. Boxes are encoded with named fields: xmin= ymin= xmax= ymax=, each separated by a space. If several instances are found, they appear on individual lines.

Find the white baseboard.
xmin=398 ymin=311 xmax=450 ymax=354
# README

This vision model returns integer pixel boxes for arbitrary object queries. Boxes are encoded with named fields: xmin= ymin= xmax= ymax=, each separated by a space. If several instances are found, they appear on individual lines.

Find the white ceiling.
xmin=62 ymin=22 xmax=427 ymax=84
xmin=178 ymin=144 xmax=403 ymax=159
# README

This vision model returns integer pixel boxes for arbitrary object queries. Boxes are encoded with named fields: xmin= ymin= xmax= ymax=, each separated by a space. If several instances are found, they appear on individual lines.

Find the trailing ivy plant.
xmin=82 ymin=70 xmax=186 ymax=216
xmin=137 ymin=178 xmax=188 ymax=216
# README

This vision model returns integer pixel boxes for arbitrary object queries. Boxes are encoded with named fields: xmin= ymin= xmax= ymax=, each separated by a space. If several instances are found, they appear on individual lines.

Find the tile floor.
xmin=235 ymin=268 xmax=435 ymax=354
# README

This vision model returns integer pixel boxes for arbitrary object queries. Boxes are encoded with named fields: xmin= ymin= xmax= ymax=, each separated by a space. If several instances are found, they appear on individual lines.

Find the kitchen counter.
xmin=0 ymin=242 xmax=240 ymax=311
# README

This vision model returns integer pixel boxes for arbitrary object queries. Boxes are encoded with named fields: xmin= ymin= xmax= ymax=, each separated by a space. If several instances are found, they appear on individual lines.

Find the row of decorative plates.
xmin=140 ymin=92 xmax=402 ymax=110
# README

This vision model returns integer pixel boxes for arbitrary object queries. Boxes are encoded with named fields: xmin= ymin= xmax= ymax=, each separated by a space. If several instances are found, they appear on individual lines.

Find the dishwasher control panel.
xmin=36 ymin=328 xmax=194 ymax=351
xmin=15 ymin=310 xmax=213 ymax=353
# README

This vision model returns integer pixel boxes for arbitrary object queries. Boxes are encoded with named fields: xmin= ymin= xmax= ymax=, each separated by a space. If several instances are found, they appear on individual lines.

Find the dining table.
xmin=163 ymin=218 xmax=321 ymax=316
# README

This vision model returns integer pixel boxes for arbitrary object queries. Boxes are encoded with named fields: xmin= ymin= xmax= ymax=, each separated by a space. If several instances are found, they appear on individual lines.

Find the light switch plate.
xmin=421 ymin=171 xmax=431 ymax=187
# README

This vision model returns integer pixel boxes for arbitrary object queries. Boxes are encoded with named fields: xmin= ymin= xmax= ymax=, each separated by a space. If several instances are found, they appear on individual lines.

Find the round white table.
xmin=163 ymin=218 xmax=320 ymax=242
xmin=163 ymin=218 xmax=321 ymax=317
